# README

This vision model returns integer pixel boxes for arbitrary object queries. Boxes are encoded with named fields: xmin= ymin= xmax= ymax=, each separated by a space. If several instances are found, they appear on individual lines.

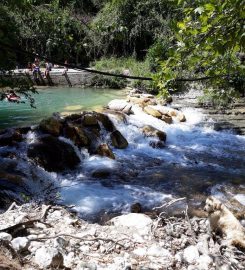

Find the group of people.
xmin=26 ymin=58 xmax=68 ymax=78
xmin=26 ymin=57 xmax=53 ymax=79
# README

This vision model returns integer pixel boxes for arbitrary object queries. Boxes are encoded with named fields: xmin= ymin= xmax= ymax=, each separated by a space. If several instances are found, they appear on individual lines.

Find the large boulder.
xmin=0 ymin=129 xmax=22 ymax=146
xmin=110 ymin=130 xmax=128 ymax=149
xmin=96 ymin=113 xmax=115 ymax=132
xmin=27 ymin=135 xmax=80 ymax=172
xmin=144 ymin=106 xmax=162 ymax=118
xmin=63 ymin=123 xmax=90 ymax=147
xmin=95 ymin=143 xmax=115 ymax=159
xmin=108 ymin=99 xmax=131 ymax=112
xmin=82 ymin=113 xmax=99 ymax=126
xmin=39 ymin=117 xmax=63 ymax=136
xmin=140 ymin=125 xmax=166 ymax=142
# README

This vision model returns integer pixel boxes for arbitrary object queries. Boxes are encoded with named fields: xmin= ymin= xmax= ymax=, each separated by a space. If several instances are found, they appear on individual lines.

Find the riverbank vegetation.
xmin=0 ymin=0 xmax=244 ymax=104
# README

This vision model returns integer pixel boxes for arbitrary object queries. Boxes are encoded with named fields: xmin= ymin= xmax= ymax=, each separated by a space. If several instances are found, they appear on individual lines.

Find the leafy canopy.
xmin=154 ymin=0 xmax=245 ymax=103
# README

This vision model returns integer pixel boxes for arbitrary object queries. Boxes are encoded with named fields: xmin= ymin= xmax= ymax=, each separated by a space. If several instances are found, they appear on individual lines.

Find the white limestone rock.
xmin=197 ymin=255 xmax=213 ymax=270
xmin=108 ymin=99 xmax=129 ymax=111
xmin=0 ymin=232 xmax=12 ymax=241
xmin=110 ymin=213 xmax=153 ymax=236
xmin=34 ymin=246 xmax=64 ymax=269
xmin=11 ymin=237 xmax=29 ymax=251
xmin=133 ymin=247 xmax=147 ymax=256
xmin=147 ymin=244 xmax=171 ymax=258
xmin=183 ymin=245 xmax=200 ymax=264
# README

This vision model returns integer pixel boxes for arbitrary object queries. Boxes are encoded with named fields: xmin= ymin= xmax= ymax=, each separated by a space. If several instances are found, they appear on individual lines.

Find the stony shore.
xmin=0 ymin=202 xmax=245 ymax=270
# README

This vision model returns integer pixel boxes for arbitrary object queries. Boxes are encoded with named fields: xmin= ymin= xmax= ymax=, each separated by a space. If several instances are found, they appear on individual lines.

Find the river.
xmin=0 ymin=87 xmax=244 ymax=221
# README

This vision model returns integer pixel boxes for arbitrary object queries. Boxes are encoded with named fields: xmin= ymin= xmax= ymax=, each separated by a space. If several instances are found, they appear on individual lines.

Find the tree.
xmin=155 ymin=0 xmax=245 ymax=104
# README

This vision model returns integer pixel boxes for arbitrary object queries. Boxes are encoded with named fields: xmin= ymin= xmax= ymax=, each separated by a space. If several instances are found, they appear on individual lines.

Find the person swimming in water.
xmin=6 ymin=91 xmax=21 ymax=102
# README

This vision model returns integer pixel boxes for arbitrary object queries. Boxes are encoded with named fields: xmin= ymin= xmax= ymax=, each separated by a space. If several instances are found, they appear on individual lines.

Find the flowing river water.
xmin=1 ymin=87 xmax=245 ymax=221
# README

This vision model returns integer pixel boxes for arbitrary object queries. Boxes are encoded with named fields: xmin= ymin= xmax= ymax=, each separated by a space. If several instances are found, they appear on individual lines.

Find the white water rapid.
xmin=1 ymin=104 xmax=244 ymax=220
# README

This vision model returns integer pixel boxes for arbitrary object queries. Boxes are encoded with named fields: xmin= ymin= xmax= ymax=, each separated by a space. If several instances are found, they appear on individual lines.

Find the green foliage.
xmin=88 ymin=0 xmax=176 ymax=59
xmin=155 ymin=0 xmax=245 ymax=104
xmin=91 ymin=57 xmax=155 ymax=90
xmin=0 ymin=74 xmax=38 ymax=108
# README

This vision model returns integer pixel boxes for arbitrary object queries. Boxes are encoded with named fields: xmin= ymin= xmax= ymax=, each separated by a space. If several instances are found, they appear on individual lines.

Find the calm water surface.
xmin=0 ymin=87 xmax=126 ymax=129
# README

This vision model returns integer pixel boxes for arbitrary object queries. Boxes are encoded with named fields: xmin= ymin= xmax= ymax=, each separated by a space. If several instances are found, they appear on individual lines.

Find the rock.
xmin=122 ymin=104 xmax=132 ymax=114
xmin=128 ymin=96 xmax=157 ymax=107
xmin=140 ymin=125 xmax=167 ymax=142
xmin=82 ymin=113 xmax=99 ymax=126
xmin=63 ymin=123 xmax=90 ymax=147
xmin=175 ymin=251 xmax=183 ymax=263
xmin=95 ymin=143 xmax=115 ymax=159
xmin=168 ymin=108 xmax=178 ymax=117
xmin=0 ymin=171 xmax=24 ymax=186
xmin=110 ymin=213 xmax=153 ymax=235
xmin=96 ymin=113 xmax=115 ymax=132
xmin=161 ymin=114 xmax=173 ymax=124
xmin=133 ymin=247 xmax=147 ymax=256
xmin=183 ymin=245 xmax=200 ymax=264
xmin=177 ymin=111 xmax=186 ymax=122
xmin=39 ymin=117 xmax=63 ymax=136
xmin=197 ymin=255 xmax=213 ymax=270
xmin=106 ymin=110 xmax=128 ymax=123
xmin=27 ymin=135 xmax=80 ymax=172
xmin=149 ymin=141 xmax=165 ymax=149
xmin=144 ymin=106 xmax=162 ymax=118
xmin=0 ymin=232 xmax=12 ymax=241
xmin=131 ymin=202 xmax=142 ymax=213
xmin=92 ymin=168 xmax=111 ymax=178
xmin=108 ymin=99 xmax=129 ymax=111
xmin=110 ymin=130 xmax=128 ymax=149
xmin=11 ymin=237 xmax=29 ymax=252
xmin=34 ymin=246 xmax=63 ymax=269
xmin=147 ymin=244 xmax=171 ymax=258
xmin=63 ymin=252 xmax=76 ymax=268
xmin=0 ymin=129 xmax=22 ymax=146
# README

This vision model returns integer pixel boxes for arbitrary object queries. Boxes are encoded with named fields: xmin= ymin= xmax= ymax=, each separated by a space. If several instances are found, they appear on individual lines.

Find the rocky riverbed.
xmin=0 ymin=202 xmax=245 ymax=270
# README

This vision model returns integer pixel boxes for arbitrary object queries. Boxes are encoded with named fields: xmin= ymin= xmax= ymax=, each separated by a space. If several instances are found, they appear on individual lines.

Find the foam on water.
xmin=59 ymin=179 xmax=171 ymax=216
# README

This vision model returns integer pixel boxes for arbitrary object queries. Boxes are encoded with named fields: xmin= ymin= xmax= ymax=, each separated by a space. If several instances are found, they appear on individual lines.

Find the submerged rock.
xmin=39 ymin=117 xmax=63 ymax=136
xmin=27 ymin=135 xmax=80 ymax=172
xmin=110 ymin=130 xmax=128 ymax=149
xmin=0 ymin=129 xmax=22 ymax=146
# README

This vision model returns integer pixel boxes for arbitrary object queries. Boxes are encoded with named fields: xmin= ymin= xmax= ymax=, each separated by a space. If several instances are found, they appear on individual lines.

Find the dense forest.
xmin=0 ymin=0 xmax=244 ymax=103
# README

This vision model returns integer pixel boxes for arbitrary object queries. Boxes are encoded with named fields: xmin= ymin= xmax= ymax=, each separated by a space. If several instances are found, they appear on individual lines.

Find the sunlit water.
xmin=0 ymin=88 xmax=245 ymax=220
xmin=0 ymin=87 xmax=127 ymax=129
